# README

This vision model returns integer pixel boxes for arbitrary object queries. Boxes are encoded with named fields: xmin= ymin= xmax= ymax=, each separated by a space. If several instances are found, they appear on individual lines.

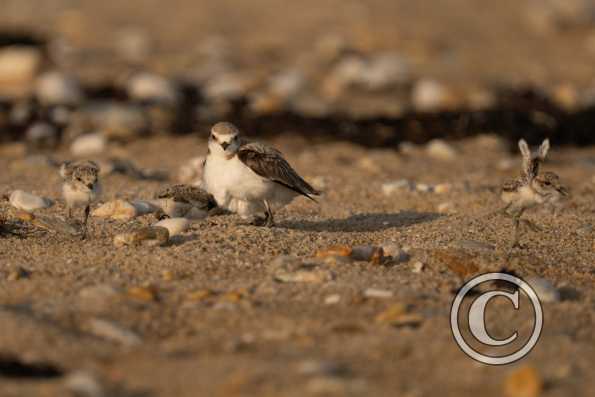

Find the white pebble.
xmin=154 ymin=217 xmax=189 ymax=236
xmin=65 ymin=371 xmax=105 ymax=397
xmin=416 ymin=183 xmax=433 ymax=193
xmin=363 ymin=288 xmax=393 ymax=299
xmin=9 ymin=190 xmax=53 ymax=212
xmin=86 ymin=318 xmax=141 ymax=346
xmin=70 ymin=133 xmax=106 ymax=156
xmin=412 ymin=79 xmax=452 ymax=112
xmin=526 ymin=277 xmax=560 ymax=303
xmin=437 ymin=202 xmax=455 ymax=214
xmin=35 ymin=70 xmax=83 ymax=106
xmin=426 ymin=139 xmax=457 ymax=161
xmin=382 ymin=179 xmax=412 ymax=196
xmin=127 ymin=72 xmax=179 ymax=104
xmin=324 ymin=294 xmax=341 ymax=305
xmin=412 ymin=262 xmax=425 ymax=273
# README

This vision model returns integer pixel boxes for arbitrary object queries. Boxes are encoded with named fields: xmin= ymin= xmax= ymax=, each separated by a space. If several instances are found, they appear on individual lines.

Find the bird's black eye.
xmin=544 ymin=181 xmax=551 ymax=186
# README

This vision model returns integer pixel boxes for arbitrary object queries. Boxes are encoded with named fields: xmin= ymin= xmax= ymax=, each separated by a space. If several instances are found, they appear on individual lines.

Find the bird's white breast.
xmin=203 ymin=154 xmax=272 ymax=208
xmin=63 ymin=182 xmax=101 ymax=208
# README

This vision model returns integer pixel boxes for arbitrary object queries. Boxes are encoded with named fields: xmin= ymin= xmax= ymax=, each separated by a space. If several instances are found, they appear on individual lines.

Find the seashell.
xmin=153 ymin=217 xmax=189 ymax=236
xmin=70 ymin=133 xmax=106 ymax=156
xmin=9 ymin=190 xmax=53 ymax=212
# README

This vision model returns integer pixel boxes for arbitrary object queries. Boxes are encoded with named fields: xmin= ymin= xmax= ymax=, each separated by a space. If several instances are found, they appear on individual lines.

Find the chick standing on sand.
xmin=60 ymin=160 xmax=101 ymax=239
xmin=500 ymin=139 xmax=569 ymax=248
xmin=202 ymin=122 xmax=319 ymax=226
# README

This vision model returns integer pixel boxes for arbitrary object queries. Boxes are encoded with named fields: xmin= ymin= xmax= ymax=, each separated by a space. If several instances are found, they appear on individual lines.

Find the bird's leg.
xmin=522 ymin=219 xmax=543 ymax=232
xmin=81 ymin=205 xmax=90 ymax=240
xmin=511 ymin=209 xmax=525 ymax=249
xmin=67 ymin=207 xmax=73 ymax=219
xmin=263 ymin=200 xmax=275 ymax=228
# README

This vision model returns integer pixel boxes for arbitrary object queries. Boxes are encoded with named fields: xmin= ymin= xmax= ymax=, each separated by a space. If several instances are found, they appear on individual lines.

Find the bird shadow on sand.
xmin=279 ymin=211 xmax=443 ymax=232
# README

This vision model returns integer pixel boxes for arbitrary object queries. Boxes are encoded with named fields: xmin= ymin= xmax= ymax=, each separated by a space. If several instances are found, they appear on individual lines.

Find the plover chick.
xmin=60 ymin=160 xmax=101 ymax=239
xmin=154 ymin=184 xmax=217 ymax=219
xmin=500 ymin=139 xmax=568 ymax=248
xmin=202 ymin=122 xmax=320 ymax=226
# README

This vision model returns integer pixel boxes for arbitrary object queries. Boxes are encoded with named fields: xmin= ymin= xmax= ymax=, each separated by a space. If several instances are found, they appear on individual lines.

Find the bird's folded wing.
xmin=237 ymin=142 xmax=319 ymax=199
xmin=156 ymin=185 xmax=217 ymax=208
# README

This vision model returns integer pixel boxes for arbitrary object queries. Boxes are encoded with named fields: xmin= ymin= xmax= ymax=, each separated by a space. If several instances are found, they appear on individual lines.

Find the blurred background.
xmin=2 ymin=0 xmax=595 ymax=150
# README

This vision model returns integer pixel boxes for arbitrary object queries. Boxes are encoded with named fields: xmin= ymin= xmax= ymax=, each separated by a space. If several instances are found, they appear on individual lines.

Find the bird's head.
xmin=209 ymin=122 xmax=241 ymax=158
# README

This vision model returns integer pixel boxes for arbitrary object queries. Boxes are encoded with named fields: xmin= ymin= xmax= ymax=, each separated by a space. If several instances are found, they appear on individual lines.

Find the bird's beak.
xmin=221 ymin=142 xmax=230 ymax=150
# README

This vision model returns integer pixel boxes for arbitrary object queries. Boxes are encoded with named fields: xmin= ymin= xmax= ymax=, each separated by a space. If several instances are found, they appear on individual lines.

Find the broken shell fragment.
xmin=9 ymin=190 xmax=53 ymax=212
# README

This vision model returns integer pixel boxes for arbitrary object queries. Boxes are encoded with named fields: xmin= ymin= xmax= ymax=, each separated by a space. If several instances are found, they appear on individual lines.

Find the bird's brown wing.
xmin=237 ymin=142 xmax=320 ymax=200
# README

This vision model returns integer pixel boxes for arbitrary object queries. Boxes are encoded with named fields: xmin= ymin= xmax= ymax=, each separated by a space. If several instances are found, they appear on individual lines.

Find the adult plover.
xmin=500 ymin=139 xmax=568 ymax=248
xmin=154 ymin=184 xmax=217 ymax=219
xmin=60 ymin=160 xmax=101 ymax=239
xmin=202 ymin=122 xmax=319 ymax=226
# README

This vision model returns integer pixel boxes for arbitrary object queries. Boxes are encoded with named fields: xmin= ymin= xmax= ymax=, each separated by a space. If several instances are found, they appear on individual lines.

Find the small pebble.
xmin=351 ymin=245 xmax=384 ymax=264
xmin=434 ymin=183 xmax=452 ymax=194
xmin=526 ymin=277 xmax=560 ymax=303
xmin=154 ymin=217 xmax=189 ymax=237
xmin=382 ymin=179 xmax=412 ymax=196
xmin=437 ymin=202 xmax=455 ymax=214
xmin=425 ymin=139 xmax=457 ymax=161
xmin=35 ymin=70 xmax=83 ymax=106
xmin=86 ymin=318 xmax=142 ymax=347
xmin=412 ymin=261 xmax=425 ymax=273
xmin=127 ymin=285 xmax=158 ymax=302
xmin=7 ymin=266 xmax=30 ymax=281
xmin=127 ymin=72 xmax=179 ymax=105
xmin=0 ymin=46 xmax=42 ymax=92
xmin=70 ymin=133 xmax=106 ymax=156
xmin=412 ymin=79 xmax=454 ymax=112
xmin=363 ymin=288 xmax=393 ymax=299
xmin=504 ymin=366 xmax=543 ymax=397
xmin=575 ymin=224 xmax=592 ymax=236
xmin=315 ymin=246 xmax=352 ymax=258
xmin=324 ymin=294 xmax=341 ymax=305
xmin=9 ymin=190 xmax=53 ymax=212
xmin=65 ymin=371 xmax=105 ymax=397
xmin=415 ymin=183 xmax=433 ymax=193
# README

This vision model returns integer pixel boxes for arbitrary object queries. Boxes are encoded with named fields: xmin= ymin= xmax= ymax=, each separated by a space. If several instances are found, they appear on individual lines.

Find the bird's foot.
xmin=522 ymin=219 xmax=543 ymax=232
